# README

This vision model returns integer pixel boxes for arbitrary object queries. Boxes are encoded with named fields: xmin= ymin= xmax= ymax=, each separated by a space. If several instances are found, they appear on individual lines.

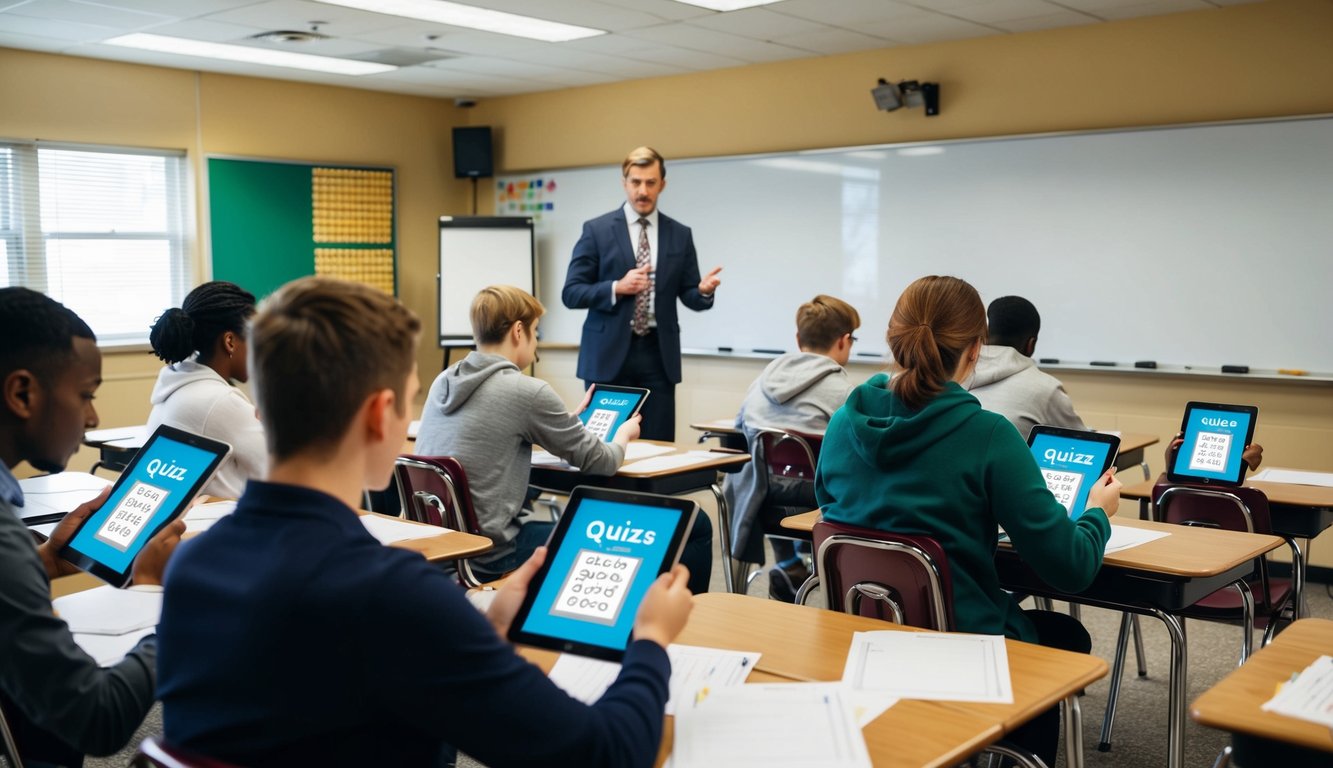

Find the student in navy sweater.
xmin=157 ymin=277 xmax=693 ymax=768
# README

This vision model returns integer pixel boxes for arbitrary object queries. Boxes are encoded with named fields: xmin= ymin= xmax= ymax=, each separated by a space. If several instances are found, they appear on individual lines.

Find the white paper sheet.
xmin=530 ymin=448 xmax=572 ymax=468
xmin=548 ymin=644 xmax=762 ymax=715
xmin=673 ymin=683 xmax=872 ymax=768
xmin=624 ymin=442 xmax=678 ymax=461
xmin=1250 ymin=468 xmax=1333 ymax=488
xmin=73 ymin=627 xmax=154 ymax=667
xmin=1104 ymin=524 xmax=1172 ymax=554
xmin=53 ymin=585 xmax=162 ymax=635
xmin=842 ymin=631 xmax=1014 ymax=703
xmin=1261 ymin=655 xmax=1333 ymax=728
xmin=620 ymin=452 xmax=720 ymax=474
xmin=16 ymin=472 xmax=111 ymax=521
xmin=359 ymin=515 xmax=451 ymax=544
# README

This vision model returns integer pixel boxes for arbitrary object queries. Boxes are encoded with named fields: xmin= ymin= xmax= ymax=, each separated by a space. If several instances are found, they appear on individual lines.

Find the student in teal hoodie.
xmin=815 ymin=275 xmax=1120 ymax=765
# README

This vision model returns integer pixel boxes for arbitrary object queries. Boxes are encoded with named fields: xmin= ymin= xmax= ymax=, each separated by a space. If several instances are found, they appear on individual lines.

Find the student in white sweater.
xmin=147 ymin=281 xmax=265 ymax=498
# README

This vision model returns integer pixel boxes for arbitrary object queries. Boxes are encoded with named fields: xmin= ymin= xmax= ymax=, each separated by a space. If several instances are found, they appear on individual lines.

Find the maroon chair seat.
xmin=394 ymin=454 xmax=490 ymax=588
xmin=811 ymin=519 xmax=954 ymax=631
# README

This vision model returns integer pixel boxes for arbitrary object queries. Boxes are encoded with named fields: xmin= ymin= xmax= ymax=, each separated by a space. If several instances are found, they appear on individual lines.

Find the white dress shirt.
xmin=611 ymin=202 xmax=658 ymax=328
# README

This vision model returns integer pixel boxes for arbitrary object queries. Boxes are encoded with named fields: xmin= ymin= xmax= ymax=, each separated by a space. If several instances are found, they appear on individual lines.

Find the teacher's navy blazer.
xmin=562 ymin=207 xmax=713 ymax=383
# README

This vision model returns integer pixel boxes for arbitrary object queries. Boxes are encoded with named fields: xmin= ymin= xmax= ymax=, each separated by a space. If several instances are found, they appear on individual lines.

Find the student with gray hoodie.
xmin=722 ymin=295 xmax=860 ymax=601
xmin=147 ymin=281 xmax=265 ymax=499
xmin=968 ymin=295 xmax=1085 ymax=439
xmin=417 ymin=285 xmax=713 ymax=589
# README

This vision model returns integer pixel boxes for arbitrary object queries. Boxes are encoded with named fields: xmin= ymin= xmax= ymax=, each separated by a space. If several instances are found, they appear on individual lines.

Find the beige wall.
xmin=4 ymin=0 xmax=1332 ymax=564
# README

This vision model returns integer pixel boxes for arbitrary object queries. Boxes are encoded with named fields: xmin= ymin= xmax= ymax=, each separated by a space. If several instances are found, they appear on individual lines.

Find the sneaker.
xmin=768 ymin=559 xmax=810 ymax=603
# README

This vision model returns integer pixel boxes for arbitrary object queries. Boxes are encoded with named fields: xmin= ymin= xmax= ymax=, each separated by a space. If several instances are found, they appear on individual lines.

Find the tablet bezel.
xmin=60 ymin=425 xmax=231 ymax=588
xmin=578 ymin=384 xmax=650 ymax=443
xmin=1026 ymin=425 xmax=1121 ymax=519
xmin=1167 ymin=401 xmax=1259 ymax=486
xmin=507 ymin=485 xmax=697 ymax=662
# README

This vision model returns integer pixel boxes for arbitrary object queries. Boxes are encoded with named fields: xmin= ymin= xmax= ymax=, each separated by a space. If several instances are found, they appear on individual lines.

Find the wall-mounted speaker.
xmin=452 ymin=126 xmax=493 ymax=179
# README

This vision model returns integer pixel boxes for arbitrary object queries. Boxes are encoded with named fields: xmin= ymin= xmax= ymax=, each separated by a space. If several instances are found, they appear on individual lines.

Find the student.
xmin=968 ymin=295 xmax=1084 ymax=438
xmin=417 ymin=285 xmax=713 ymax=592
xmin=158 ymin=277 xmax=694 ymax=768
xmin=0 ymin=287 xmax=183 ymax=767
xmin=814 ymin=275 xmax=1120 ymax=765
xmin=723 ymin=294 xmax=859 ymax=601
xmin=147 ymin=281 xmax=265 ymax=498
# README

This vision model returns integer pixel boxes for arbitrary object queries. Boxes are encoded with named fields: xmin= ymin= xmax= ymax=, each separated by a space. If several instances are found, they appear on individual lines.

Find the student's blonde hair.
xmin=250 ymin=277 xmax=420 ymax=461
xmin=471 ymin=285 xmax=545 ymax=346
xmin=622 ymin=146 xmax=666 ymax=178
xmin=796 ymin=295 xmax=861 ymax=352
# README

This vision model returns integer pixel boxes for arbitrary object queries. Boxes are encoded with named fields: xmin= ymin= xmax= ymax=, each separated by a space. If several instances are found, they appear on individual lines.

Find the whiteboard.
xmin=498 ymin=116 xmax=1333 ymax=372
xmin=437 ymin=216 xmax=534 ymax=345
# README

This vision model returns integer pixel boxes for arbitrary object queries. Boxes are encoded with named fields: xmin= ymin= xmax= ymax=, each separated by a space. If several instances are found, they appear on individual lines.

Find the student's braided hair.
xmin=887 ymin=276 xmax=986 ymax=410
xmin=149 ymin=281 xmax=256 ymax=365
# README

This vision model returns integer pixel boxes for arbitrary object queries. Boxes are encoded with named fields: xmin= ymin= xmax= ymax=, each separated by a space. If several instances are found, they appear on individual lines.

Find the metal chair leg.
xmin=1210 ymin=745 xmax=1232 ymax=768
xmin=1098 ymin=612 xmax=1134 ymax=751
xmin=980 ymin=742 xmax=1049 ymax=768
xmin=794 ymin=575 xmax=819 ymax=605
xmin=1132 ymin=614 xmax=1148 ymax=677
xmin=1062 ymin=693 xmax=1084 ymax=768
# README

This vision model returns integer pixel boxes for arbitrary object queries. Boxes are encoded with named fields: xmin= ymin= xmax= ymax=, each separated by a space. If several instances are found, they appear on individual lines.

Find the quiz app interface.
xmin=1029 ymin=434 xmax=1113 ymax=520
xmin=1176 ymin=408 xmax=1252 ymax=482
xmin=69 ymin=436 xmax=216 ymax=573
xmin=579 ymin=389 xmax=644 ymax=442
xmin=521 ymin=498 xmax=678 ymax=650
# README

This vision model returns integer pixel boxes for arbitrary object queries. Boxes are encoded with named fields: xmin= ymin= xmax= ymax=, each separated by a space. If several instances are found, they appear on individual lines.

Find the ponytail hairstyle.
xmin=886 ymin=276 xmax=986 ymax=410
xmin=150 ymin=281 xmax=257 ymax=365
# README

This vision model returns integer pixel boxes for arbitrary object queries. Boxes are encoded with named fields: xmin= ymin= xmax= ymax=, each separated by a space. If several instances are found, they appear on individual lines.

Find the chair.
xmin=1098 ymin=482 xmax=1298 ymax=751
xmin=738 ymin=428 xmax=822 ymax=595
xmin=393 ymin=455 xmax=489 ymax=589
xmin=130 ymin=737 xmax=241 ymax=768
xmin=811 ymin=520 xmax=1072 ymax=768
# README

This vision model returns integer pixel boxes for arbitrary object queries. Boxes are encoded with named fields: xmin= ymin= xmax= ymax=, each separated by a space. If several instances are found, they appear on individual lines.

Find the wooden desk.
xmin=528 ymin=441 xmax=751 ymax=592
xmin=522 ymin=593 xmax=1102 ymax=768
xmin=781 ymin=511 xmax=1281 ymax=768
xmin=688 ymin=419 xmax=747 ymax=452
xmin=1114 ymin=432 xmax=1159 ymax=479
xmin=81 ymin=424 xmax=147 ymax=474
xmin=1192 ymin=618 xmax=1333 ymax=766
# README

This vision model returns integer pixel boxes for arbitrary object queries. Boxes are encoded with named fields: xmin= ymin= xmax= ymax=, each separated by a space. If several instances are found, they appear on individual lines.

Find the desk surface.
xmin=1121 ymin=476 xmax=1333 ymax=509
xmin=522 ymin=593 xmax=1100 ymax=768
xmin=1191 ymin=618 xmax=1333 ymax=754
xmin=690 ymin=421 xmax=1159 ymax=454
xmin=782 ymin=513 xmax=1280 ymax=578
xmin=533 ymin=440 xmax=749 ymax=478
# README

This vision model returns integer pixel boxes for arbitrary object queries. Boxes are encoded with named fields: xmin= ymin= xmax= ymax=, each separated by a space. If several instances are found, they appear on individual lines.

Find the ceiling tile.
xmin=503 ymin=44 xmax=687 ymax=78
xmin=0 ymin=11 xmax=124 ymax=42
xmin=1091 ymin=0 xmax=1215 ymax=20
xmin=134 ymin=18 xmax=274 ymax=43
xmin=856 ymin=12 xmax=997 ymax=43
xmin=73 ymin=0 xmax=254 ymax=15
xmin=623 ymin=21 xmax=812 ymax=63
xmin=350 ymin=23 xmax=547 ymax=56
xmin=612 ymin=41 xmax=750 ymax=70
xmin=770 ymin=27 xmax=896 ymax=55
xmin=685 ymin=7 xmax=827 ymax=38
xmin=584 ymin=0 xmax=720 ymax=22
xmin=0 ymin=28 xmax=73 ymax=52
xmin=201 ymin=0 xmax=405 ymax=36
xmin=992 ymin=10 xmax=1099 ymax=32
xmin=942 ymin=0 xmax=1069 ymax=24
xmin=5 ymin=0 xmax=170 ymax=29
xmin=453 ymin=0 xmax=662 ymax=30
xmin=770 ymin=0 xmax=927 ymax=27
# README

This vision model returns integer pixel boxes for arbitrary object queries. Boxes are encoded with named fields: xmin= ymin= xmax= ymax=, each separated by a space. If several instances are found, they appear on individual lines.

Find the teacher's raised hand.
xmin=699 ymin=265 xmax=723 ymax=296
xmin=615 ymin=263 xmax=651 ymax=295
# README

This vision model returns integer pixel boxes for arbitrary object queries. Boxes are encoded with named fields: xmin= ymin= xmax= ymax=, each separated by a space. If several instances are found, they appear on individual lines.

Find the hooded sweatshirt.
xmin=722 ymin=352 xmax=851 ymax=562
xmin=416 ymin=351 xmax=624 ymax=561
xmin=147 ymin=360 xmax=266 ymax=499
xmin=815 ymin=374 xmax=1109 ymax=642
xmin=968 ymin=345 xmax=1085 ymax=439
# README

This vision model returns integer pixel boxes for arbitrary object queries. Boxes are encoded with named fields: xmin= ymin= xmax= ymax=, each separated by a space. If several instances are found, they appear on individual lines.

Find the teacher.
xmin=562 ymin=146 xmax=722 ymax=441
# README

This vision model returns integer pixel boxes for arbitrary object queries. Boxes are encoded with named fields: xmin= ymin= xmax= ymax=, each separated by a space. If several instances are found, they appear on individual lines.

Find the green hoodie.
xmin=815 ymin=374 xmax=1110 ymax=642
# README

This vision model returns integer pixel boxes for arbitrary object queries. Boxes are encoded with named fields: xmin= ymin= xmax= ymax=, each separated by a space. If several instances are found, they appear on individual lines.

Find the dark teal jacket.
xmin=815 ymin=375 xmax=1110 ymax=642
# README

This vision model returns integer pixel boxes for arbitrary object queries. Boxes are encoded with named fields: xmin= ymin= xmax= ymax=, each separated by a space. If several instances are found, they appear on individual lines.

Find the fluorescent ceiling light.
xmin=670 ymin=0 xmax=784 ymax=10
xmin=315 ymin=0 xmax=605 ymax=42
xmin=104 ymin=33 xmax=397 ymax=76
xmin=896 ymin=146 xmax=946 ymax=157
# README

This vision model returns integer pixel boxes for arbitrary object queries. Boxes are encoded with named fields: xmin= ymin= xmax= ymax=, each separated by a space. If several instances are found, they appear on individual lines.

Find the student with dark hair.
xmin=815 ymin=275 xmax=1120 ymax=765
xmin=158 ymin=277 xmax=693 ymax=768
xmin=968 ymin=295 xmax=1085 ymax=437
xmin=148 ymin=281 xmax=264 ymax=498
xmin=0 ymin=287 xmax=183 ymax=767
xmin=723 ymin=294 xmax=860 ymax=601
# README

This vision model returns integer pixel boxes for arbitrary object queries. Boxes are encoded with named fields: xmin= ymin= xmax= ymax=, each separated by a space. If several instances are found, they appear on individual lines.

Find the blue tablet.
xmin=508 ymin=486 xmax=696 ymax=662
xmin=578 ymin=384 xmax=649 ymax=442
xmin=61 ymin=425 xmax=230 ymax=587
xmin=1168 ymin=401 xmax=1258 ymax=486
xmin=1027 ymin=426 xmax=1120 ymax=520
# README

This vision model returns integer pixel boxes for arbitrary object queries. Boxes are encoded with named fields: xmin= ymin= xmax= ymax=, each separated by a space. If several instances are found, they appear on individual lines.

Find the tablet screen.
xmin=510 ymin=488 xmax=694 ymax=660
xmin=1170 ymin=402 xmax=1257 ymax=485
xmin=1028 ymin=427 xmax=1119 ymax=520
xmin=578 ymin=385 xmax=648 ymax=442
xmin=62 ymin=426 xmax=229 ymax=586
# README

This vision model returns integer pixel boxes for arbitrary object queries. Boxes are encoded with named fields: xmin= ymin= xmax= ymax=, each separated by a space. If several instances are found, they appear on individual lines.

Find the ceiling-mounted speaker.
xmin=452 ymin=126 xmax=493 ymax=179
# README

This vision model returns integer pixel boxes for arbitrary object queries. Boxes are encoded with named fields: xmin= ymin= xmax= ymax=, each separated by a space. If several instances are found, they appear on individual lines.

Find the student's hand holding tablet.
xmin=630 ymin=564 xmax=693 ymax=649
xmin=128 ymin=517 xmax=187 ymax=586
xmin=486 ymin=546 xmax=549 ymax=637
xmin=37 ymin=485 xmax=111 ymax=580
xmin=613 ymin=414 xmax=642 ymax=447
xmin=1085 ymin=468 xmax=1122 ymax=517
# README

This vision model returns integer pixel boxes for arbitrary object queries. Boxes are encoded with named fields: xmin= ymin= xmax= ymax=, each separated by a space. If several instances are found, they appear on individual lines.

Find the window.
xmin=0 ymin=141 xmax=190 ymax=345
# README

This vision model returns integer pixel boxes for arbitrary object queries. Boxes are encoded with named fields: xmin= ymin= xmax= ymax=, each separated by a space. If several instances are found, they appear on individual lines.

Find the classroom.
xmin=3 ymin=0 xmax=1333 ymax=766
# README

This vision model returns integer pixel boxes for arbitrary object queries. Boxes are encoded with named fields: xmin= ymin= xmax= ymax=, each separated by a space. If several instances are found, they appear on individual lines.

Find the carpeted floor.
xmin=79 ymin=503 xmax=1330 ymax=768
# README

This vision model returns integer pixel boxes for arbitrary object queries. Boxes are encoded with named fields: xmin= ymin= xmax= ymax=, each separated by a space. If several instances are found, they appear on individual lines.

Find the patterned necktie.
xmin=632 ymin=217 xmax=651 ymax=336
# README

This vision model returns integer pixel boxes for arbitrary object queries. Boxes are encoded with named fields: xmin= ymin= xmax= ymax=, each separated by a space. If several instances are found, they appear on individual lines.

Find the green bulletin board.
xmin=207 ymin=157 xmax=396 ymax=298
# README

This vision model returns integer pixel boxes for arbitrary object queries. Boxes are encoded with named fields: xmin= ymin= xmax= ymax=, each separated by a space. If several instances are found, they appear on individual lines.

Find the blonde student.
xmin=158 ymin=277 xmax=693 ymax=767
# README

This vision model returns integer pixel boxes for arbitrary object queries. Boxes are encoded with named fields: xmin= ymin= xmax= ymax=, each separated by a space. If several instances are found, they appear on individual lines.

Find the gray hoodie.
xmin=416 ymin=351 xmax=623 ymax=560
xmin=968 ymin=345 xmax=1085 ymax=439
xmin=721 ymin=352 xmax=852 ymax=562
